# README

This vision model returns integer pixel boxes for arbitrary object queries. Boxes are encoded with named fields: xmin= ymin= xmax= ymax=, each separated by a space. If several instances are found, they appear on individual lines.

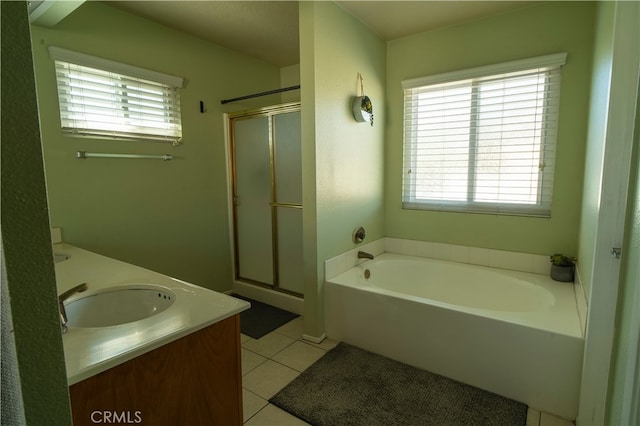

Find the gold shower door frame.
xmin=228 ymin=102 xmax=303 ymax=297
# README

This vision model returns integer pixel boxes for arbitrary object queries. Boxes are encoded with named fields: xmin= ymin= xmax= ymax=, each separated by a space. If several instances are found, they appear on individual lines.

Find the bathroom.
xmin=2 ymin=0 xmax=639 ymax=425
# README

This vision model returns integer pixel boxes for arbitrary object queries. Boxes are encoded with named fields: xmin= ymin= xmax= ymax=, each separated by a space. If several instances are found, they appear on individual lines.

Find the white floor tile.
xmin=241 ymin=333 xmax=252 ymax=344
xmin=274 ymin=317 xmax=304 ymax=340
xmin=242 ymin=360 xmax=300 ymax=400
xmin=242 ymin=389 xmax=268 ymax=423
xmin=242 ymin=331 xmax=296 ymax=358
xmin=272 ymin=341 xmax=326 ymax=372
xmin=303 ymin=336 xmax=338 ymax=351
xmin=242 ymin=348 xmax=267 ymax=376
xmin=245 ymin=404 xmax=310 ymax=426
xmin=527 ymin=408 xmax=541 ymax=426
xmin=540 ymin=412 xmax=574 ymax=426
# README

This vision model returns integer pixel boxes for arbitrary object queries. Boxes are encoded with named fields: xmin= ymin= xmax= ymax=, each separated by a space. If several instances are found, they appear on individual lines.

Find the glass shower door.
xmin=273 ymin=111 xmax=303 ymax=294
xmin=233 ymin=115 xmax=274 ymax=285
xmin=230 ymin=104 xmax=303 ymax=296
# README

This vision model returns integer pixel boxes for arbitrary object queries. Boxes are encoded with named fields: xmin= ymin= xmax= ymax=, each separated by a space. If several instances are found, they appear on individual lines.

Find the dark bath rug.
xmin=232 ymin=294 xmax=299 ymax=339
xmin=270 ymin=342 xmax=527 ymax=426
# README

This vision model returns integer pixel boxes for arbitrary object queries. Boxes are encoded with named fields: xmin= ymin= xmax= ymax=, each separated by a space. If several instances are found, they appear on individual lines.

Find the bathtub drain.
xmin=364 ymin=269 xmax=370 ymax=279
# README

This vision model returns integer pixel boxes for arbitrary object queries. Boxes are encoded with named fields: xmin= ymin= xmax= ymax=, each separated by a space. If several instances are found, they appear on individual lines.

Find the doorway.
xmin=228 ymin=103 xmax=303 ymax=297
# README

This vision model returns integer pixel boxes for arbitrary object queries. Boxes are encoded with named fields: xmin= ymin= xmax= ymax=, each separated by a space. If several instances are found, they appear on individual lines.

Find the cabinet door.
xmin=69 ymin=316 xmax=242 ymax=426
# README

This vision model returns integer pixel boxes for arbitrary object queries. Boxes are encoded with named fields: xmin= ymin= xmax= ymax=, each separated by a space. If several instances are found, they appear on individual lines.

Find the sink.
xmin=65 ymin=285 xmax=176 ymax=328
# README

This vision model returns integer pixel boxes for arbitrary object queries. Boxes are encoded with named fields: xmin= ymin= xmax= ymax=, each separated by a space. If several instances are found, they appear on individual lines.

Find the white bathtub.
xmin=325 ymin=253 xmax=584 ymax=420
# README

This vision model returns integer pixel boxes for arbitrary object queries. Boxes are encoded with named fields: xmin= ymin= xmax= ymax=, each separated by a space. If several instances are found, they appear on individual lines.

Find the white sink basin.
xmin=65 ymin=285 xmax=176 ymax=328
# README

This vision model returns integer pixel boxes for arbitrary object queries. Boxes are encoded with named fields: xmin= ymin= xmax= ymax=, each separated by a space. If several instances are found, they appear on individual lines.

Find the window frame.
xmin=49 ymin=46 xmax=184 ymax=145
xmin=401 ymin=53 xmax=567 ymax=218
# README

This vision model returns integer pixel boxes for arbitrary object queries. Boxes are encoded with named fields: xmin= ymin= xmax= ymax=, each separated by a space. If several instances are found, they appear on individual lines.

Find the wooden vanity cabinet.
xmin=69 ymin=315 xmax=243 ymax=426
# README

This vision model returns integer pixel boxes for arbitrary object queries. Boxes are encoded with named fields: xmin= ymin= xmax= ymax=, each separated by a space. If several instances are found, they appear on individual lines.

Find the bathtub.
xmin=325 ymin=253 xmax=584 ymax=420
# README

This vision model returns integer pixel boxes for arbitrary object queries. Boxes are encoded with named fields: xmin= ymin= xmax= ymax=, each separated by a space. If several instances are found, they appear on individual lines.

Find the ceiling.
xmin=104 ymin=1 xmax=538 ymax=67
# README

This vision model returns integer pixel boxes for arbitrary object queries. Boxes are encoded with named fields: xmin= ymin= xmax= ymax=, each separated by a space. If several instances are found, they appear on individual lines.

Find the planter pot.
xmin=352 ymin=96 xmax=373 ymax=126
xmin=550 ymin=264 xmax=575 ymax=282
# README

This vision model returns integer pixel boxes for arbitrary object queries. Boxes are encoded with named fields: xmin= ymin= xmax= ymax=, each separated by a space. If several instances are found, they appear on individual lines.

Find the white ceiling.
xmin=104 ymin=1 xmax=538 ymax=67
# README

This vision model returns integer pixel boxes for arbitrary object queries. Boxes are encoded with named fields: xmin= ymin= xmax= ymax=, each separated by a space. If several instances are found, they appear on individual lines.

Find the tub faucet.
xmin=357 ymin=251 xmax=374 ymax=260
xmin=59 ymin=283 xmax=88 ymax=334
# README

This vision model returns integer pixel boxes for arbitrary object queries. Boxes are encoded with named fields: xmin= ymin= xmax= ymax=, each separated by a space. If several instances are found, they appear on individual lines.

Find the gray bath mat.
xmin=270 ymin=342 xmax=527 ymax=426
xmin=232 ymin=294 xmax=299 ymax=339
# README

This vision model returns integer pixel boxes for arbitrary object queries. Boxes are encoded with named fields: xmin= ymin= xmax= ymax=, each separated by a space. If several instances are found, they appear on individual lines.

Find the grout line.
xmin=241 ymin=319 xmax=319 ymax=424
xmin=244 ymin=321 xmax=569 ymax=425
xmin=243 ymin=401 xmax=267 ymax=424
xmin=269 ymin=357 xmax=304 ymax=373
xmin=242 ymin=387 xmax=268 ymax=424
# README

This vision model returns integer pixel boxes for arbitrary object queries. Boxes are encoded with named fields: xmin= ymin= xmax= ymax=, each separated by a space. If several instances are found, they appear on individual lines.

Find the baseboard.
xmin=303 ymin=333 xmax=326 ymax=344
xmin=232 ymin=281 xmax=303 ymax=315
xmin=50 ymin=227 xmax=62 ymax=244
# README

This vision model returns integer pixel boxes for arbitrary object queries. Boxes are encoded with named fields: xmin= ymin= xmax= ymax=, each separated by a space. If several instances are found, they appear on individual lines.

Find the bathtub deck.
xmin=331 ymin=253 xmax=582 ymax=338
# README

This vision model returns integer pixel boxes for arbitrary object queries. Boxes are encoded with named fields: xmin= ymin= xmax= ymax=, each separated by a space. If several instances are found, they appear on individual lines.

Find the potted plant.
xmin=549 ymin=254 xmax=576 ymax=282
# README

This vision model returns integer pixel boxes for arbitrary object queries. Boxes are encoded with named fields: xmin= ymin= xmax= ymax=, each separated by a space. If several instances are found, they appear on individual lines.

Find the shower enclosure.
xmin=228 ymin=103 xmax=303 ymax=297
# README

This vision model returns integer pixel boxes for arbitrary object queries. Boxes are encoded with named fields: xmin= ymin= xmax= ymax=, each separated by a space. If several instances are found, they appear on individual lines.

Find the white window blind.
xmin=49 ymin=46 xmax=183 ymax=144
xmin=402 ymin=53 xmax=566 ymax=217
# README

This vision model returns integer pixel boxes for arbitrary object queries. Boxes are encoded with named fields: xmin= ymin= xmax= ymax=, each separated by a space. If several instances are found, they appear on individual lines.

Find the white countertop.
xmin=54 ymin=243 xmax=250 ymax=385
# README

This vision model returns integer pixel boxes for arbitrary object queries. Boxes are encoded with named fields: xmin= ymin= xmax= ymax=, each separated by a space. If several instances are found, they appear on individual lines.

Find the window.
xmin=49 ymin=46 xmax=183 ymax=145
xmin=402 ymin=53 xmax=566 ymax=217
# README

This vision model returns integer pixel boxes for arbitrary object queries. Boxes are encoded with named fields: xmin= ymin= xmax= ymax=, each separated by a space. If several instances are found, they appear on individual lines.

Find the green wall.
xmin=8 ymin=0 xmax=639 ymax=421
xmin=577 ymin=2 xmax=615 ymax=302
xmin=30 ymin=2 xmax=282 ymax=292
xmin=1 ymin=2 xmax=72 ymax=424
xmin=300 ymin=1 xmax=386 ymax=337
xmin=385 ymin=1 xmax=596 ymax=257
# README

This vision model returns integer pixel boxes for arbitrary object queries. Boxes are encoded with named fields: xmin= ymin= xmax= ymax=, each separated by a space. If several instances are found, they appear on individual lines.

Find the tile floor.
xmin=240 ymin=317 xmax=574 ymax=426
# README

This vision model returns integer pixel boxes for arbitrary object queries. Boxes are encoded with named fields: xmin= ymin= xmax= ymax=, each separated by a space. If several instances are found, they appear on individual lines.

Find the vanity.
xmin=54 ymin=243 xmax=250 ymax=425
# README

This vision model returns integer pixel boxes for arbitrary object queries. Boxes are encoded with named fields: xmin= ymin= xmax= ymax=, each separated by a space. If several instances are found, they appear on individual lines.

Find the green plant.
xmin=550 ymin=253 xmax=575 ymax=266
